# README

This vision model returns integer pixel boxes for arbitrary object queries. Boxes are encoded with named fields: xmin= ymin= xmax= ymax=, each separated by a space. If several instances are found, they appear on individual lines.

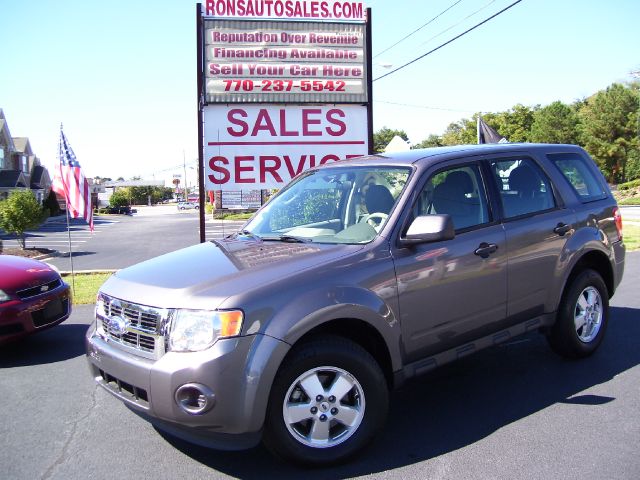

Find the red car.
xmin=0 ymin=255 xmax=72 ymax=344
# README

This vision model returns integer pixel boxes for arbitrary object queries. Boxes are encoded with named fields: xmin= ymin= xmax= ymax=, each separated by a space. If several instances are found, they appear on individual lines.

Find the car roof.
xmin=334 ymin=143 xmax=587 ymax=168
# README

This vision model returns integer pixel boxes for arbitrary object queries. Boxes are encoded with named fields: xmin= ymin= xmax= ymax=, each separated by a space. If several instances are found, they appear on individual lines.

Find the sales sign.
xmin=204 ymin=20 xmax=367 ymax=103
xmin=198 ymin=0 xmax=371 ymax=193
xmin=204 ymin=104 xmax=368 ymax=190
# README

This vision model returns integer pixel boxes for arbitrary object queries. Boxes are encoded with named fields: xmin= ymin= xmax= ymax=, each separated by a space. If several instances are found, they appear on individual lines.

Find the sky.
xmin=1 ymin=0 xmax=639 ymax=188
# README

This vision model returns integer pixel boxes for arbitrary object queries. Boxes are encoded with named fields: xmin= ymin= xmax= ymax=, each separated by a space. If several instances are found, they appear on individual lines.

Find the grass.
xmin=624 ymin=224 xmax=640 ymax=252
xmin=619 ymin=197 xmax=640 ymax=205
xmin=63 ymin=272 xmax=113 ymax=304
xmin=212 ymin=212 xmax=254 ymax=220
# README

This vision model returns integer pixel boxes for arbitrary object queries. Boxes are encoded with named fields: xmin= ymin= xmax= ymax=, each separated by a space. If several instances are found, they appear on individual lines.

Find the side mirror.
xmin=400 ymin=214 xmax=455 ymax=246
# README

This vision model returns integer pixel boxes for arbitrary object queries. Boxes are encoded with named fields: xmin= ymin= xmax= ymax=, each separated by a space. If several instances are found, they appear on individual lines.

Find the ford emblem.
xmin=109 ymin=316 xmax=128 ymax=336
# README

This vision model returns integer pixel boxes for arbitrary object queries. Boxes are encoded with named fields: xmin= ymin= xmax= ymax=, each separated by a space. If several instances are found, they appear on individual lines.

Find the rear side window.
xmin=548 ymin=153 xmax=608 ymax=202
xmin=490 ymin=158 xmax=556 ymax=218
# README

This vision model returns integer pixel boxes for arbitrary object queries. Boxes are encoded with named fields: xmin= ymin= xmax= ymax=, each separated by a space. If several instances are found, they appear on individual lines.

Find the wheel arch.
xmin=285 ymin=319 xmax=395 ymax=390
xmin=563 ymin=249 xmax=615 ymax=300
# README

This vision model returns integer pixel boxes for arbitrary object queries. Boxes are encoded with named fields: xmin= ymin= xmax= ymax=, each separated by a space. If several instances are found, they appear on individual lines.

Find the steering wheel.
xmin=359 ymin=212 xmax=388 ymax=230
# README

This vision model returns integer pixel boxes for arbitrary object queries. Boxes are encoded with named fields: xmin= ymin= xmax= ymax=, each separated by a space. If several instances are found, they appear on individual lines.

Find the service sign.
xmin=204 ymin=0 xmax=366 ymax=22
xmin=204 ymin=19 xmax=367 ymax=103
xmin=204 ymin=104 xmax=368 ymax=190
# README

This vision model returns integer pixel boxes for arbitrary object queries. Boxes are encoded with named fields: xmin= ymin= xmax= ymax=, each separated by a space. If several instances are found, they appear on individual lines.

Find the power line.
xmin=415 ymin=0 xmax=497 ymax=50
xmin=375 ymin=100 xmax=474 ymax=113
xmin=373 ymin=0 xmax=524 ymax=82
xmin=373 ymin=0 xmax=464 ymax=60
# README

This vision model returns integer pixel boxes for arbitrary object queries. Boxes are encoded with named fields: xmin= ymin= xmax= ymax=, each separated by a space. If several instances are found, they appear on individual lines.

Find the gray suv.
xmin=86 ymin=144 xmax=625 ymax=465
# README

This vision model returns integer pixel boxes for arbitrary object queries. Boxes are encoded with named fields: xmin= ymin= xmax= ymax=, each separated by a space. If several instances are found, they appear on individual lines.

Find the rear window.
xmin=548 ymin=153 xmax=608 ymax=202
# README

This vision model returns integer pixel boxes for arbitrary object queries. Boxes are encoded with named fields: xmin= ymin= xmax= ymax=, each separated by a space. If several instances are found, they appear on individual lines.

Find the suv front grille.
xmin=97 ymin=294 xmax=169 ymax=359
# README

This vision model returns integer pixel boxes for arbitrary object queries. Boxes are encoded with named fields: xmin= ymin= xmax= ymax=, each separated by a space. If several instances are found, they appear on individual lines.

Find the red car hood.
xmin=0 ymin=255 xmax=59 ymax=293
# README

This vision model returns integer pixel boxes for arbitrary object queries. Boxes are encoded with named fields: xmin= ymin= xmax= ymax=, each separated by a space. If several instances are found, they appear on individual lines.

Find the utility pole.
xmin=183 ymin=150 xmax=188 ymax=201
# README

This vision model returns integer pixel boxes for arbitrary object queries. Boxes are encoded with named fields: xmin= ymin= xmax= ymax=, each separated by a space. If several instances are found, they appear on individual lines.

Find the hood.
xmin=0 ymin=255 xmax=60 ymax=293
xmin=100 ymin=238 xmax=363 ymax=309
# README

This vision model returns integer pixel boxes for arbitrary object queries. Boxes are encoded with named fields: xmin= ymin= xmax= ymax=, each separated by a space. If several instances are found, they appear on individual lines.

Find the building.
xmin=0 ymin=108 xmax=52 ymax=203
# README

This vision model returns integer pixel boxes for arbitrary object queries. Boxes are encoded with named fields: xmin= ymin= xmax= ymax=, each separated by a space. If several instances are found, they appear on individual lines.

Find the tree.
xmin=109 ymin=189 xmax=130 ymax=207
xmin=579 ymin=83 xmax=639 ymax=182
xmin=440 ymin=117 xmax=476 ymax=145
xmin=43 ymin=189 xmax=62 ymax=217
xmin=530 ymin=101 xmax=579 ymax=144
xmin=493 ymin=104 xmax=538 ymax=143
xmin=413 ymin=134 xmax=443 ymax=149
xmin=0 ymin=190 xmax=48 ymax=249
xmin=373 ymin=127 xmax=409 ymax=153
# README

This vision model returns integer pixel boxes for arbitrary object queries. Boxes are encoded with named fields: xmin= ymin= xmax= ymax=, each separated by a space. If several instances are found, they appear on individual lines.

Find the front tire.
xmin=263 ymin=335 xmax=388 ymax=466
xmin=548 ymin=269 xmax=609 ymax=359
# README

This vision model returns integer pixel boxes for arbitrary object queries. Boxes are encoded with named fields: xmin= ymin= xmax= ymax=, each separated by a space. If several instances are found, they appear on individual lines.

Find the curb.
xmin=60 ymin=270 xmax=117 ymax=276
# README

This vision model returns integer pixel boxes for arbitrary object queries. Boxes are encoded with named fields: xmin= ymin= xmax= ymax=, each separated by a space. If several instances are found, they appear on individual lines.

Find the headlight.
xmin=95 ymin=294 xmax=107 ymax=335
xmin=169 ymin=309 xmax=243 ymax=352
xmin=0 ymin=289 xmax=10 ymax=303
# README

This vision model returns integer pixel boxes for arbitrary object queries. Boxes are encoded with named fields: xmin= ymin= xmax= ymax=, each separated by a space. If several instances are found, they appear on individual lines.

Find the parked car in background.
xmin=1 ymin=255 xmax=71 ymax=344
xmin=107 ymin=206 xmax=136 ymax=215
xmin=177 ymin=202 xmax=199 ymax=210
xmin=87 ymin=144 xmax=625 ymax=465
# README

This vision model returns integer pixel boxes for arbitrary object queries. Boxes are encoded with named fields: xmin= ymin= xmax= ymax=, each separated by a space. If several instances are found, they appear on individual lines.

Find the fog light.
xmin=175 ymin=383 xmax=215 ymax=415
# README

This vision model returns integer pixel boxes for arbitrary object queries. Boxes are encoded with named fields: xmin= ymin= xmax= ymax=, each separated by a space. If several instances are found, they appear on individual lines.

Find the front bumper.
xmin=0 ymin=284 xmax=71 ymax=344
xmin=85 ymin=324 xmax=290 ymax=449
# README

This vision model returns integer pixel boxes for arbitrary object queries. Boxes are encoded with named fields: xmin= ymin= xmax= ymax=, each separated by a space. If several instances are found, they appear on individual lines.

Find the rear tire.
xmin=263 ymin=335 xmax=388 ymax=466
xmin=547 ymin=269 xmax=609 ymax=359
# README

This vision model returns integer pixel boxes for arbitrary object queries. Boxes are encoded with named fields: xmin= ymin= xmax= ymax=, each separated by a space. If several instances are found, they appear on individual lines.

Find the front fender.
xmin=264 ymin=284 xmax=403 ymax=373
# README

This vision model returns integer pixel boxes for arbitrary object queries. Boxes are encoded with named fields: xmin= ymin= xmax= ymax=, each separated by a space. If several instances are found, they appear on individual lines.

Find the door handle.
xmin=554 ymin=222 xmax=571 ymax=236
xmin=474 ymin=242 xmax=498 ymax=258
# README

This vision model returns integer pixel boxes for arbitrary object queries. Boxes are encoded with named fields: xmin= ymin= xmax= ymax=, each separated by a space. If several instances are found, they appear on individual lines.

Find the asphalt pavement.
xmin=0 ymin=251 xmax=638 ymax=479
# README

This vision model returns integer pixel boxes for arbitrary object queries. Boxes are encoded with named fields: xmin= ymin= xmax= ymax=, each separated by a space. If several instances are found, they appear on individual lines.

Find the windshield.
xmin=242 ymin=166 xmax=411 ymax=244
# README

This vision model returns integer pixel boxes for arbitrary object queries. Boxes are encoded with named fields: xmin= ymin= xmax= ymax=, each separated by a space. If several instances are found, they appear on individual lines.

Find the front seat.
xmin=364 ymin=184 xmax=395 ymax=215
xmin=432 ymin=171 xmax=477 ymax=229
xmin=361 ymin=185 xmax=395 ymax=230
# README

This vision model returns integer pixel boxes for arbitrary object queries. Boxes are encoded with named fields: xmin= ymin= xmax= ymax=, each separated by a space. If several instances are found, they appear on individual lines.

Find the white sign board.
xmin=204 ymin=104 xmax=368 ymax=190
xmin=204 ymin=20 xmax=366 ymax=103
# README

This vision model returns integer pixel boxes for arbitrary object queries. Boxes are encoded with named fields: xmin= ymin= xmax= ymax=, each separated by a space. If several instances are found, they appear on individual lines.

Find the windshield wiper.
xmin=233 ymin=229 xmax=262 ymax=241
xmin=262 ymin=234 xmax=312 ymax=243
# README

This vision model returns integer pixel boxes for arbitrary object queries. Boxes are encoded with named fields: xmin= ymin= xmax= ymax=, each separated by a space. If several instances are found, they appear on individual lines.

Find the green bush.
xmin=618 ymin=179 xmax=640 ymax=191
xmin=0 ymin=190 xmax=48 ymax=249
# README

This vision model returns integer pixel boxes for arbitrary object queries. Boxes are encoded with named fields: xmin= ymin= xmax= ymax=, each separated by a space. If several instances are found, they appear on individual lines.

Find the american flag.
xmin=51 ymin=126 xmax=94 ymax=231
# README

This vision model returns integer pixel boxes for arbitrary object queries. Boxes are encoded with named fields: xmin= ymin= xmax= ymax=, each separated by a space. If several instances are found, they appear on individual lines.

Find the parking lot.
xmin=0 ymin=207 xmax=638 ymax=479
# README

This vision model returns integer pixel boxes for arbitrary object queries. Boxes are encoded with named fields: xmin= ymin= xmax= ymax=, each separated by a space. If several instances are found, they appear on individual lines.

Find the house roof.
xmin=0 ymin=118 xmax=15 ymax=151
xmin=30 ymin=165 xmax=51 ymax=189
xmin=0 ymin=170 xmax=28 ymax=188
xmin=12 ymin=137 xmax=33 ymax=155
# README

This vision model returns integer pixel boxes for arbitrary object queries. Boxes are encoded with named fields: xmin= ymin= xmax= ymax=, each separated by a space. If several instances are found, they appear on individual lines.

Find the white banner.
xmin=204 ymin=104 xmax=368 ymax=190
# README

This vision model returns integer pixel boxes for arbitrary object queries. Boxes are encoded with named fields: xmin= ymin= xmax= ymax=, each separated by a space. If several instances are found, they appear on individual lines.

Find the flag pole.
xmin=65 ymin=198 xmax=76 ymax=296
xmin=59 ymin=122 xmax=75 ymax=295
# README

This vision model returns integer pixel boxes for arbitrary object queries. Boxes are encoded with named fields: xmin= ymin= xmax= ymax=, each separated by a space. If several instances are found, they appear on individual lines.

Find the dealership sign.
xmin=204 ymin=1 xmax=365 ymax=21
xmin=198 ymin=0 xmax=371 ymax=192
xmin=205 ymin=104 xmax=367 ymax=189
xmin=204 ymin=19 xmax=366 ymax=104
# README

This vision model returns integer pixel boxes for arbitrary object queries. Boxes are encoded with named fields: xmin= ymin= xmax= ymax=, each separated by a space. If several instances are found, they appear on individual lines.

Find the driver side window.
xmin=417 ymin=165 xmax=490 ymax=231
